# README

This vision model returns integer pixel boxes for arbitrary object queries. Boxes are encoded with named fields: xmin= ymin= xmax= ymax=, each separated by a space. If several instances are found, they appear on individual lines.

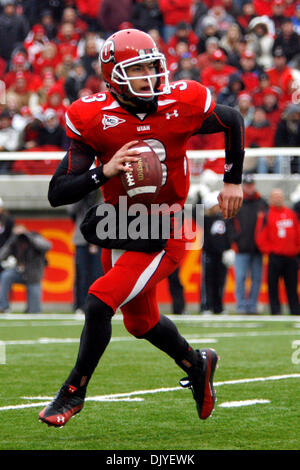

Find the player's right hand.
xmin=102 ymin=141 xmax=141 ymax=178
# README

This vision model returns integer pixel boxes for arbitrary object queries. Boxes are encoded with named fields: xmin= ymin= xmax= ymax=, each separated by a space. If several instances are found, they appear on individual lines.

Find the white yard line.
xmin=0 ymin=374 xmax=299 ymax=412
xmin=2 ymin=329 xmax=300 ymax=347
xmin=0 ymin=313 xmax=300 ymax=322
xmin=219 ymin=399 xmax=270 ymax=408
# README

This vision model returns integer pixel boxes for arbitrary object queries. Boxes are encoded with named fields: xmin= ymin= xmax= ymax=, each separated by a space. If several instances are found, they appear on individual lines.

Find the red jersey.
xmin=65 ymin=80 xmax=215 ymax=208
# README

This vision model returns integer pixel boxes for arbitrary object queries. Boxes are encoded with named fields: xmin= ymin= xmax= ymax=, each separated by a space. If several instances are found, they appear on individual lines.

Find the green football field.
xmin=0 ymin=312 xmax=300 ymax=452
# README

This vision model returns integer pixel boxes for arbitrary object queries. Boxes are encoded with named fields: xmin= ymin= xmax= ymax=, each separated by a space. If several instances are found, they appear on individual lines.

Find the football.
xmin=121 ymin=140 xmax=163 ymax=206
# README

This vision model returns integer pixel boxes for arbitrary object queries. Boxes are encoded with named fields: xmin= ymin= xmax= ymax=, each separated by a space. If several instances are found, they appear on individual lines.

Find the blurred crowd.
xmin=198 ymin=173 xmax=300 ymax=315
xmin=0 ymin=0 xmax=300 ymax=175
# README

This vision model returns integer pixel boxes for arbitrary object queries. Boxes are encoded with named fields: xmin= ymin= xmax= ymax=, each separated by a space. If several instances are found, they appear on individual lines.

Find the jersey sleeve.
xmin=65 ymin=99 xmax=85 ymax=142
xmin=180 ymin=80 xmax=216 ymax=132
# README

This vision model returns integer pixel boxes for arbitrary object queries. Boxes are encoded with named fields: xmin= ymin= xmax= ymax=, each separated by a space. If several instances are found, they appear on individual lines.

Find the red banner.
xmin=10 ymin=218 xmax=295 ymax=307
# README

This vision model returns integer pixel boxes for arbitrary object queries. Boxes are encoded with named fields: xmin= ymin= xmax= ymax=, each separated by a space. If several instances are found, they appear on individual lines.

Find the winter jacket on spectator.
xmin=159 ymin=0 xmax=193 ymax=27
xmin=0 ymin=229 xmax=51 ymax=284
xmin=131 ymin=0 xmax=164 ymax=33
xmin=0 ymin=7 xmax=29 ymax=61
xmin=255 ymin=206 xmax=300 ymax=257
xmin=75 ymin=0 xmax=102 ymax=20
xmin=201 ymin=50 xmax=237 ymax=94
xmin=272 ymin=23 xmax=300 ymax=63
xmin=98 ymin=0 xmax=133 ymax=33
xmin=228 ymin=190 xmax=268 ymax=254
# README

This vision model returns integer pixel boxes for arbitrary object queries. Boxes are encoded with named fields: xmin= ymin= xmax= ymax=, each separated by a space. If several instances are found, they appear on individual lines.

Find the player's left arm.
xmin=198 ymin=104 xmax=245 ymax=219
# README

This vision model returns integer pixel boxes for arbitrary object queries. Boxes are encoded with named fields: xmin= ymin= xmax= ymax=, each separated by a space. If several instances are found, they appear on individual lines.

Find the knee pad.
xmin=85 ymin=294 xmax=114 ymax=321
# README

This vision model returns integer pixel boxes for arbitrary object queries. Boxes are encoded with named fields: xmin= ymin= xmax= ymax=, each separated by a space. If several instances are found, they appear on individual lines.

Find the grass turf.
xmin=0 ymin=313 xmax=300 ymax=451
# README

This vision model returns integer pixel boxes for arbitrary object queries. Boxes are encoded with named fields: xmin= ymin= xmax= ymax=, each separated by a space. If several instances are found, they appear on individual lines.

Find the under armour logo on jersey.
xmin=92 ymin=173 xmax=100 ymax=184
xmin=165 ymin=110 xmax=179 ymax=119
xmin=102 ymin=114 xmax=126 ymax=130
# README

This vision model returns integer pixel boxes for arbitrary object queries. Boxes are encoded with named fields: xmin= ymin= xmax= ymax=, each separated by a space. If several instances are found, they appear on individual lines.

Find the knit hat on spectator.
xmin=211 ymin=49 xmax=226 ymax=62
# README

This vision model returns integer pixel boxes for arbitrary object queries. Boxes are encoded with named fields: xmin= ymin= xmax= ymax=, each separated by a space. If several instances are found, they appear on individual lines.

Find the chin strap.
xmin=111 ymin=91 xmax=158 ymax=115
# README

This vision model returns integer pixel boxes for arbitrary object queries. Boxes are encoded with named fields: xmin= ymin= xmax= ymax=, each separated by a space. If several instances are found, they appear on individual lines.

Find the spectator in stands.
xmin=252 ymin=71 xmax=273 ymax=107
xmin=235 ymin=92 xmax=254 ymax=128
xmin=167 ymin=22 xmax=199 ymax=59
xmin=23 ymin=23 xmax=49 ymax=64
xmin=40 ymin=9 xmax=57 ymax=40
xmin=201 ymin=49 xmax=237 ymax=95
xmin=32 ymin=42 xmax=59 ymax=76
xmin=98 ymin=0 xmax=133 ymax=38
xmin=60 ymin=6 xmax=88 ymax=38
xmin=64 ymin=59 xmax=88 ymax=103
xmin=8 ymin=71 xmax=39 ymax=109
xmin=167 ymin=40 xmax=192 ymax=78
xmin=84 ymin=62 xmax=106 ymax=95
xmin=202 ymin=191 xmax=232 ymax=314
xmin=158 ymin=0 xmax=193 ymax=43
xmin=238 ymin=50 xmax=262 ymax=93
xmin=79 ymin=37 xmax=100 ymax=77
xmin=173 ymin=53 xmax=200 ymax=82
xmin=67 ymin=191 xmax=103 ymax=315
xmin=267 ymin=47 xmax=294 ymax=109
xmin=247 ymin=16 xmax=274 ymax=69
xmin=272 ymin=17 xmax=300 ymax=64
xmin=246 ymin=107 xmax=274 ymax=148
xmin=196 ymin=36 xmax=220 ymax=72
xmin=255 ymin=188 xmax=300 ymax=315
xmin=43 ymin=81 xmax=67 ymax=127
xmin=217 ymin=73 xmax=245 ymax=107
xmin=77 ymin=31 xmax=105 ymax=59
xmin=0 ymin=0 xmax=29 ymax=62
xmin=4 ymin=51 xmax=41 ymax=92
xmin=228 ymin=174 xmax=268 ymax=315
xmin=236 ymin=2 xmax=256 ymax=34
xmin=195 ymin=16 xmax=221 ymax=54
xmin=36 ymin=108 xmax=67 ymax=150
xmin=131 ymin=0 xmax=163 ymax=34
xmin=260 ymin=86 xmax=282 ymax=134
xmin=220 ymin=23 xmax=242 ymax=56
xmin=56 ymin=22 xmax=80 ymax=59
xmin=205 ymin=4 xmax=236 ymax=37
xmin=271 ymin=0 xmax=289 ymax=34
xmin=0 ymin=108 xmax=21 ymax=172
xmin=274 ymin=104 xmax=300 ymax=174
xmin=55 ymin=50 xmax=76 ymax=81
xmin=0 ymin=224 xmax=51 ymax=313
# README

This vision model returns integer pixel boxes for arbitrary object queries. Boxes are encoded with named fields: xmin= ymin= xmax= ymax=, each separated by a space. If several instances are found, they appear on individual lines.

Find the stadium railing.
xmin=0 ymin=147 xmax=300 ymax=210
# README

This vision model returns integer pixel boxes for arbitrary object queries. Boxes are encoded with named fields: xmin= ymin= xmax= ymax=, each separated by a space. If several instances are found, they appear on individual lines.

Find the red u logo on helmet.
xmin=100 ymin=40 xmax=115 ymax=63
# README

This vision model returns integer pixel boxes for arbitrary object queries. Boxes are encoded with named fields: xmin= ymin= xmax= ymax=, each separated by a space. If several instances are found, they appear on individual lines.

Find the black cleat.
xmin=180 ymin=348 xmax=218 ymax=420
xmin=38 ymin=384 xmax=86 ymax=428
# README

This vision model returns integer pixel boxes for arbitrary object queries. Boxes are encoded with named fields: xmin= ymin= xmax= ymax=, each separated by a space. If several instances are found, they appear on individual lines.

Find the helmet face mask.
xmin=100 ymin=29 xmax=170 ymax=100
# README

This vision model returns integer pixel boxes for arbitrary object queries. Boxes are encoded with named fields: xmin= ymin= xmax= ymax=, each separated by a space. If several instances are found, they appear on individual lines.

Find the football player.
xmin=39 ymin=29 xmax=244 ymax=428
